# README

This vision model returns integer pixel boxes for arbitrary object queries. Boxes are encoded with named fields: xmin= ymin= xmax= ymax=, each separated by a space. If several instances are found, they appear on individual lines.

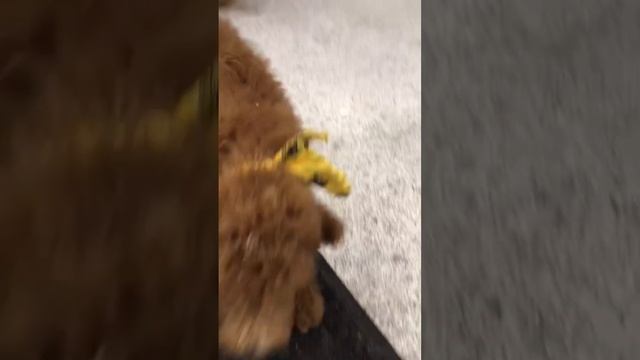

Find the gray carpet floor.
xmin=222 ymin=1 xmax=421 ymax=359
xmin=425 ymin=0 xmax=640 ymax=359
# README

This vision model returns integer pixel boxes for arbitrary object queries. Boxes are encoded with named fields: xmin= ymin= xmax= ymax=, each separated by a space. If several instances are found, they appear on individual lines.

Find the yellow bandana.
xmin=241 ymin=130 xmax=351 ymax=197
xmin=177 ymin=66 xmax=350 ymax=197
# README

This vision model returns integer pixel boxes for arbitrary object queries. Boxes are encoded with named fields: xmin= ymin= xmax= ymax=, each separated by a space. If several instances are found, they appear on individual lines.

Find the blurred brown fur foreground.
xmin=0 ymin=0 xmax=218 ymax=359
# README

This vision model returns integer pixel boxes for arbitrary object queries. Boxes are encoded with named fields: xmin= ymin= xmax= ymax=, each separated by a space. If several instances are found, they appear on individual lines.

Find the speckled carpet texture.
xmin=222 ymin=1 xmax=421 ymax=359
xmin=425 ymin=0 xmax=640 ymax=359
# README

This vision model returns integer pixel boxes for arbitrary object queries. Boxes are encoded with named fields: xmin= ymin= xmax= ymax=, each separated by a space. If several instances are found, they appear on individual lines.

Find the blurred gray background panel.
xmin=425 ymin=0 xmax=640 ymax=359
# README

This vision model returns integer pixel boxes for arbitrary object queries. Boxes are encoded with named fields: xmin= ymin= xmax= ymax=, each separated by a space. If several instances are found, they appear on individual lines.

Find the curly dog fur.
xmin=218 ymin=19 xmax=344 ymax=358
xmin=0 ymin=0 xmax=343 ymax=358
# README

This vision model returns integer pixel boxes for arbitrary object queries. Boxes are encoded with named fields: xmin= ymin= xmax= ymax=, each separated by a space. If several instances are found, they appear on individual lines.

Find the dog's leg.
xmin=294 ymin=281 xmax=324 ymax=333
xmin=319 ymin=204 xmax=344 ymax=246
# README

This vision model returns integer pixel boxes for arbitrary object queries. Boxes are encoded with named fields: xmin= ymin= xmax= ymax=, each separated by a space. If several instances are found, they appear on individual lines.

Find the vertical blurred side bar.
xmin=198 ymin=60 xmax=217 ymax=125
xmin=212 ymin=9 xmax=220 ymax=356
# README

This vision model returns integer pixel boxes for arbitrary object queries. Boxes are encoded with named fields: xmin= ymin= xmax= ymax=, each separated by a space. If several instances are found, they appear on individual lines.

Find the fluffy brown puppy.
xmin=0 ymin=1 xmax=342 ymax=358
xmin=0 ymin=0 xmax=218 ymax=359
xmin=218 ymin=19 xmax=344 ymax=358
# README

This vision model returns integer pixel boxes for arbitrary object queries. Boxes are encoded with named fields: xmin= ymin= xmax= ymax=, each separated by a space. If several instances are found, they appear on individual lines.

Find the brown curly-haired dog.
xmin=0 ymin=0 xmax=342 ymax=357
xmin=218 ymin=19 xmax=344 ymax=358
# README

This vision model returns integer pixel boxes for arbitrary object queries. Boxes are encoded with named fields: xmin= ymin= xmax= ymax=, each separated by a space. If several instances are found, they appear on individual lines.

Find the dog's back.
xmin=218 ymin=19 xmax=302 ymax=169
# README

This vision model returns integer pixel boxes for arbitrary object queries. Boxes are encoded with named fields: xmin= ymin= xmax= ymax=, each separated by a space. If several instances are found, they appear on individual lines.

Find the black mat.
xmin=223 ymin=255 xmax=401 ymax=360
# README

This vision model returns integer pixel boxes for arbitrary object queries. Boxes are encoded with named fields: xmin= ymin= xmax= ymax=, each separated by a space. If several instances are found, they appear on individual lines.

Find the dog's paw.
xmin=294 ymin=282 xmax=324 ymax=333
xmin=319 ymin=204 xmax=344 ymax=246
